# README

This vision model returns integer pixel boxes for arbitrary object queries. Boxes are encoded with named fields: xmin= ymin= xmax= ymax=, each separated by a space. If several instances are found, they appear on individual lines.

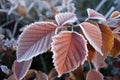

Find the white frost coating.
xmin=87 ymin=8 xmax=106 ymax=21
xmin=17 ymin=33 xmax=52 ymax=62
xmin=14 ymin=60 xmax=32 ymax=80
xmin=55 ymin=12 xmax=77 ymax=26
xmin=79 ymin=24 xmax=103 ymax=56
xmin=0 ymin=65 xmax=10 ymax=75
xmin=51 ymin=31 xmax=88 ymax=77
xmin=17 ymin=22 xmax=57 ymax=62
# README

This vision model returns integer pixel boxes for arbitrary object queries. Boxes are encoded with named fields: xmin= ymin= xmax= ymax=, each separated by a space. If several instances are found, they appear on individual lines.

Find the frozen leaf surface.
xmin=14 ymin=60 xmax=32 ymax=80
xmin=80 ymin=22 xmax=103 ymax=55
xmin=86 ymin=69 xmax=104 ymax=80
xmin=55 ymin=12 xmax=77 ymax=26
xmin=87 ymin=8 xmax=106 ymax=21
xmin=51 ymin=31 xmax=88 ymax=77
xmin=17 ymin=22 xmax=56 ymax=62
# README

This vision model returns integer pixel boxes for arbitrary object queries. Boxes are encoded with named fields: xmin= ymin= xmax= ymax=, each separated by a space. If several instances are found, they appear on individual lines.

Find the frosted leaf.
xmin=51 ymin=31 xmax=88 ymax=77
xmin=17 ymin=22 xmax=56 ymax=62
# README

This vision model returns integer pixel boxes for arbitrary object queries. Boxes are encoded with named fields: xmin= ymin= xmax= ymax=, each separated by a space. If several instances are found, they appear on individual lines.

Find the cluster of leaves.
xmin=0 ymin=0 xmax=120 ymax=80
xmin=12 ymin=7 xmax=120 ymax=80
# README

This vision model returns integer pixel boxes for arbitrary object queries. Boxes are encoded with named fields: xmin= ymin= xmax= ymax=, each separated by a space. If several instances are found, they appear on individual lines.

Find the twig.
xmin=105 ymin=7 xmax=115 ymax=19
xmin=5 ymin=29 xmax=14 ymax=39
xmin=27 ymin=1 xmax=35 ymax=13
xmin=12 ymin=17 xmax=23 ymax=37
xmin=0 ymin=9 xmax=9 ymax=13
xmin=0 ymin=0 xmax=5 ymax=9
xmin=39 ymin=55 xmax=48 ymax=73
xmin=0 ymin=9 xmax=17 ymax=15
xmin=0 ymin=20 xmax=15 ymax=28
xmin=95 ymin=0 xmax=106 ymax=11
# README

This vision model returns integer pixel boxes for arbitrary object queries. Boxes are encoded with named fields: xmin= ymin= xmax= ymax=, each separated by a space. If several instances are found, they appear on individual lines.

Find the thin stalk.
xmin=39 ymin=55 xmax=48 ymax=73
xmin=105 ymin=7 xmax=115 ymax=19
xmin=88 ymin=62 xmax=92 ymax=70
xmin=5 ymin=29 xmax=13 ymax=39
xmin=71 ymin=27 xmax=74 ymax=31
xmin=1 ymin=20 xmax=15 ymax=28
xmin=12 ymin=1 xmax=35 ymax=37
xmin=95 ymin=0 xmax=106 ymax=11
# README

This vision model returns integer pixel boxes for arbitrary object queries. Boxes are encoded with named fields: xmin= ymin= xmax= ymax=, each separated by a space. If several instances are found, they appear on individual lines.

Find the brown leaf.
xmin=65 ymin=77 xmax=71 ymax=80
xmin=36 ymin=71 xmax=48 ymax=80
xmin=23 ymin=69 xmax=36 ymax=80
xmin=51 ymin=31 xmax=88 ymax=77
xmin=70 ymin=65 xmax=84 ymax=80
xmin=48 ymin=68 xmax=60 ymax=80
xmin=113 ymin=75 xmax=120 ymax=80
xmin=112 ymin=60 xmax=120 ymax=68
xmin=16 ymin=3 xmax=27 ymax=16
xmin=23 ymin=69 xmax=48 ymax=80
xmin=87 ymin=44 xmax=95 ymax=62
xmin=86 ymin=69 xmax=104 ymax=80
xmin=110 ymin=11 xmax=120 ymax=19
xmin=99 ymin=24 xmax=114 ymax=54
xmin=7 ymin=74 xmax=16 ymax=80
xmin=110 ymin=38 xmax=120 ymax=57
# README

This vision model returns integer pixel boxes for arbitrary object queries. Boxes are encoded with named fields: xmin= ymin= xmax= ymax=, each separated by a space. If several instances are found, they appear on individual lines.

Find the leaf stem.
xmin=39 ymin=55 xmax=48 ymax=73
xmin=88 ymin=62 xmax=92 ymax=70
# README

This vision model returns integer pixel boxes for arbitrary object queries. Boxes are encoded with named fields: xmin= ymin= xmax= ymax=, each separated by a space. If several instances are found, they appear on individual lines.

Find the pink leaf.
xmin=86 ymin=69 xmax=104 ymax=80
xmin=51 ymin=31 xmax=88 ymax=77
xmin=14 ymin=60 xmax=32 ymax=80
xmin=87 ymin=8 xmax=106 ymax=21
xmin=55 ymin=12 xmax=77 ymax=26
xmin=17 ymin=22 xmax=56 ymax=62
xmin=80 ymin=22 xmax=103 ymax=55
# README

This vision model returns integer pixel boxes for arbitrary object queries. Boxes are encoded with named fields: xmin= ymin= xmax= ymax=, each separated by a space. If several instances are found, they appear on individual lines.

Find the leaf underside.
xmin=51 ymin=31 xmax=88 ymax=77
xmin=14 ymin=60 xmax=32 ymax=80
